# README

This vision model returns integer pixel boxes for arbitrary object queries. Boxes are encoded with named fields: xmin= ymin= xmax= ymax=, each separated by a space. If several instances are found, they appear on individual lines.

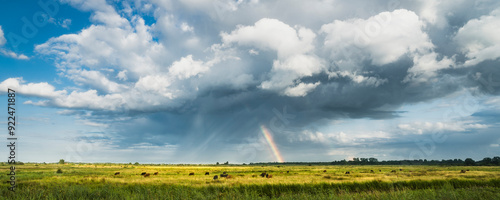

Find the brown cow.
xmin=227 ymin=175 xmax=233 ymax=179
xmin=323 ymin=170 xmax=327 ymax=172
xmin=141 ymin=172 xmax=146 ymax=175
xmin=189 ymin=172 xmax=195 ymax=176
xmin=114 ymin=172 xmax=120 ymax=175
xmin=267 ymin=174 xmax=273 ymax=178
xmin=154 ymin=172 xmax=159 ymax=175
xmin=205 ymin=172 xmax=210 ymax=175
xmin=391 ymin=170 xmax=396 ymax=173
xmin=460 ymin=170 xmax=466 ymax=173
xmin=144 ymin=173 xmax=150 ymax=177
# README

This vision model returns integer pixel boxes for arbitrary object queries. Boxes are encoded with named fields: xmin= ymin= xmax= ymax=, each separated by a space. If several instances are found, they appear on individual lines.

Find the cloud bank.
xmin=1 ymin=0 xmax=500 ymax=162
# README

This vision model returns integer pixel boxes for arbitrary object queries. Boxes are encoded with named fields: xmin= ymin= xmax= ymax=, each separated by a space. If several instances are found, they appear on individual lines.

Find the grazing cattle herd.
xmin=112 ymin=168 xmax=473 ymax=179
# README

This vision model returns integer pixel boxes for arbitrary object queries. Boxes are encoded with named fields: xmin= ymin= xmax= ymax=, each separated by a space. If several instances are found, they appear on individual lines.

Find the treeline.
xmin=249 ymin=156 xmax=500 ymax=166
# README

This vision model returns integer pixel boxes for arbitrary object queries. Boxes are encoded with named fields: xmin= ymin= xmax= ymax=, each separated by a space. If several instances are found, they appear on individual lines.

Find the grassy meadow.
xmin=1 ymin=163 xmax=500 ymax=199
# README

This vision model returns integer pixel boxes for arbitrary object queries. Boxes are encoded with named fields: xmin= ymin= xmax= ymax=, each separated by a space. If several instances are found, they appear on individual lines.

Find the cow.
xmin=267 ymin=174 xmax=273 ymax=178
xmin=114 ymin=172 xmax=120 ymax=175
xmin=287 ymin=171 xmax=289 ymax=173
xmin=154 ymin=172 xmax=158 ymax=175
xmin=227 ymin=175 xmax=233 ymax=179
xmin=220 ymin=174 xmax=228 ymax=178
xmin=379 ymin=170 xmax=382 ymax=172
xmin=345 ymin=171 xmax=350 ymax=174
xmin=466 ymin=169 xmax=470 ymax=171
xmin=391 ymin=170 xmax=396 ymax=173
xmin=460 ymin=170 xmax=466 ymax=173
xmin=213 ymin=175 xmax=218 ymax=180
xmin=205 ymin=172 xmax=210 ymax=175
xmin=141 ymin=172 xmax=147 ymax=175
xmin=399 ymin=169 xmax=403 ymax=171
xmin=260 ymin=172 xmax=267 ymax=177
xmin=370 ymin=170 xmax=374 ymax=173
xmin=323 ymin=170 xmax=327 ymax=172
xmin=223 ymin=172 xmax=227 ymax=174
xmin=144 ymin=173 xmax=150 ymax=177
xmin=189 ymin=172 xmax=195 ymax=176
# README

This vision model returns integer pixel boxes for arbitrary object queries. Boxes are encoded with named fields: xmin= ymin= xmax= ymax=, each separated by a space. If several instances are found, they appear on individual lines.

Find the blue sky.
xmin=1 ymin=0 xmax=500 ymax=164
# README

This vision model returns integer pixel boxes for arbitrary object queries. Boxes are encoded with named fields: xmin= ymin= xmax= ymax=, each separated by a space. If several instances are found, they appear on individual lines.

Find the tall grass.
xmin=1 ymin=179 xmax=500 ymax=199
xmin=1 ymin=164 xmax=499 ymax=199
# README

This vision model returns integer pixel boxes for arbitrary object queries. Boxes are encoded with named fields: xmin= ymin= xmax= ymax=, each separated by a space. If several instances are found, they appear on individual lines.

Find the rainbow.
xmin=259 ymin=125 xmax=284 ymax=163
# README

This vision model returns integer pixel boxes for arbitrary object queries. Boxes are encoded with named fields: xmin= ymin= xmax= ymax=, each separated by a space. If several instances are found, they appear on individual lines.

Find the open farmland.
xmin=1 ymin=163 xmax=500 ymax=199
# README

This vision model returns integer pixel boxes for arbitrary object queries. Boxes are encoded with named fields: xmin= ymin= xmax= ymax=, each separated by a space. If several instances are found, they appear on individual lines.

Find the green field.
xmin=1 ymin=163 xmax=500 ymax=199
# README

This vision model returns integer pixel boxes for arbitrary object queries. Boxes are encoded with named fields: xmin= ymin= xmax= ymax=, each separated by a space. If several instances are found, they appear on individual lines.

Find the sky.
xmin=0 ymin=0 xmax=499 ymax=164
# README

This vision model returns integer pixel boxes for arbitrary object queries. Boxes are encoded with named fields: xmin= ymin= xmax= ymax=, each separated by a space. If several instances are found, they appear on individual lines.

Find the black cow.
xmin=114 ymin=172 xmax=120 ymax=175
xmin=260 ymin=172 xmax=267 ymax=177
xmin=370 ymin=170 xmax=374 ymax=173
xmin=460 ymin=170 xmax=466 ymax=173
xmin=220 ymin=174 xmax=228 ymax=178
xmin=154 ymin=172 xmax=158 ymax=175
xmin=345 ymin=171 xmax=350 ymax=174
xmin=205 ymin=172 xmax=210 ymax=175
xmin=189 ymin=172 xmax=195 ymax=176
xmin=141 ymin=172 xmax=146 ymax=175
xmin=213 ymin=175 xmax=218 ymax=180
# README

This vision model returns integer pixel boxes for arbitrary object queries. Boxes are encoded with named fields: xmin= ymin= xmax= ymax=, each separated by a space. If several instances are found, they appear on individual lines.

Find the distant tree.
xmin=59 ymin=159 xmax=65 ymax=164
xmin=216 ymin=162 xmax=219 ymax=165
xmin=134 ymin=162 xmax=140 ymax=165
xmin=492 ymin=157 xmax=500 ymax=165
xmin=480 ymin=157 xmax=492 ymax=165
xmin=368 ymin=158 xmax=378 ymax=163
xmin=224 ymin=161 xmax=229 ymax=165
xmin=465 ymin=158 xmax=475 ymax=166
